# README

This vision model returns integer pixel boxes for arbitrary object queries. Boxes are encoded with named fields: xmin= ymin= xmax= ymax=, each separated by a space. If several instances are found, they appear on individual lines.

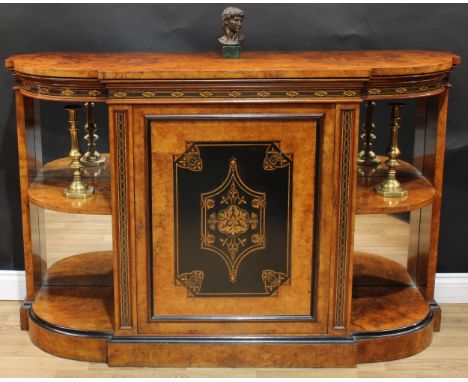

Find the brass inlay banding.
xmin=368 ymin=88 xmax=381 ymax=95
xmin=116 ymin=111 xmax=131 ymax=328
xmin=114 ymin=91 xmax=128 ymax=98
xmin=200 ymin=91 xmax=213 ymax=97
xmin=343 ymin=90 xmax=357 ymax=97
xmin=142 ymin=91 xmax=156 ymax=98
xmin=286 ymin=90 xmax=299 ymax=97
xmin=88 ymin=90 xmax=101 ymax=97
xmin=19 ymin=80 xmax=445 ymax=100
xmin=171 ymin=91 xmax=184 ymax=97
xmin=334 ymin=109 xmax=353 ymax=329
xmin=228 ymin=90 xmax=242 ymax=97
xmin=257 ymin=90 xmax=270 ymax=97
xmin=314 ymin=90 xmax=328 ymax=97
xmin=61 ymin=89 xmax=74 ymax=96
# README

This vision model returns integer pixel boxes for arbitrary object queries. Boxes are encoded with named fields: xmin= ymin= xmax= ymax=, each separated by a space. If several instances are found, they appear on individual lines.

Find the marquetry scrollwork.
xmin=176 ymin=270 xmax=205 ymax=296
xmin=175 ymin=144 xmax=203 ymax=172
xmin=262 ymin=270 xmax=289 ymax=296
xmin=201 ymin=158 xmax=266 ymax=283
xmin=263 ymin=143 xmax=291 ymax=170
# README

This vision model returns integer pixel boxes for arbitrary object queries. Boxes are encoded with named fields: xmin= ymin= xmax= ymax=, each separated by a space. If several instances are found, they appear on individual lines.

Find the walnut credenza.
xmin=5 ymin=51 xmax=460 ymax=367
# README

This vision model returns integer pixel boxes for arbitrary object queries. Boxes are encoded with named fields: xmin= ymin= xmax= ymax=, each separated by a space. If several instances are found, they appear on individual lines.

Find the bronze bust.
xmin=218 ymin=7 xmax=245 ymax=46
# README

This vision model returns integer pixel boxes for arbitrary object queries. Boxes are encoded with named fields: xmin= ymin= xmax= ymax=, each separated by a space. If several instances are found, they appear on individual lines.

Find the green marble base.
xmin=222 ymin=45 xmax=241 ymax=59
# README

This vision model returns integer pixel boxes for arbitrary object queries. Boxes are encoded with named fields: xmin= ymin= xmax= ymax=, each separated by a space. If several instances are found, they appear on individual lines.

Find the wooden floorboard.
xmin=0 ymin=301 xmax=467 ymax=377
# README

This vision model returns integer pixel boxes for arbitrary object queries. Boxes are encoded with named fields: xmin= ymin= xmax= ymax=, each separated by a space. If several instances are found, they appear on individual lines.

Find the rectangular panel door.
xmin=133 ymin=104 xmax=337 ymax=335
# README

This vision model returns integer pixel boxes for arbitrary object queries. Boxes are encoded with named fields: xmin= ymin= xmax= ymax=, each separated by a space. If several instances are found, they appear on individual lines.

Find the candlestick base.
xmin=374 ymin=179 xmax=407 ymax=198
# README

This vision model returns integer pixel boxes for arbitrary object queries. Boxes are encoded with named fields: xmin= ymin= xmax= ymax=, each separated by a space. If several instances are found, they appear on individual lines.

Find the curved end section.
xmin=355 ymin=312 xmax=434 ymax=363
xmin=28 ymin=308 xmax=110 ymax=363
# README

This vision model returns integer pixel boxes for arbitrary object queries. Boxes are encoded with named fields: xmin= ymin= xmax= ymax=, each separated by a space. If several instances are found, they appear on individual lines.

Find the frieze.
xmin=18 ymin=79 xmax=446 ymax=101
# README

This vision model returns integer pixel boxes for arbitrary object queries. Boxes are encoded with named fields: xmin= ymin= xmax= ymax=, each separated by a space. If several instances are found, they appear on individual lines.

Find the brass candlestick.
xmin=374 ymin=103 xmax=407 ymax=198
xmin=63 ymin=105 xmax=94 ymax=199
xmin=80 ymin=102 xmax=105 ymax=167
xmin=358 ymin=101 xmax=381 ymax=167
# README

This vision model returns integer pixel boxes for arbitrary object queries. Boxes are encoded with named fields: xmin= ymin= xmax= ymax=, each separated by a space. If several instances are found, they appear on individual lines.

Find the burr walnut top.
xmin=5 ymin=51 xmax=460 ymax=80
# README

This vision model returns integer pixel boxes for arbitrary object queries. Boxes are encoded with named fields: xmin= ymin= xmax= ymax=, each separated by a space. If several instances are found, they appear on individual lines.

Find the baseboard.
xmin=434 ymin=273 xmax=468 ymax=303
xmin=0 ymin=271 xmax=26 ymax=300
xmin=0 ymin=271 xmax=467 ymax=303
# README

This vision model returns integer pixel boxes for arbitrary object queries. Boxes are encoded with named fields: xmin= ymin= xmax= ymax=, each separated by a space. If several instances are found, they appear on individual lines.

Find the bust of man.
xmin=218 ymin=7 xmax=245 ymax=46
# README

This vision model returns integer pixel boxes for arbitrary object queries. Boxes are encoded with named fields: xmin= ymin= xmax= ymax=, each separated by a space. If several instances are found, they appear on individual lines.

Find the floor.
xmin=0 ymin=301 xmax=467 ymax=377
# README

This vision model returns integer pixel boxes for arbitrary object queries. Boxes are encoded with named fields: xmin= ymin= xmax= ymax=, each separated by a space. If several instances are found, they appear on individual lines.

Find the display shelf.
xmin=29 ymin=177 xmax=111 ymax=214
xmin=32 ymin=251 xmax=114 ymax=333
xmin=32 ymin=286 xmax=113 ymax=333
xmin=28 ymin=154 xmax=111 ymax=215
xmin=44 ymin=251 xmax=113 ymax=286
xmin=356 ymin=156 xmax=435 ymax=214
xmin=351 ymin=252 xmax=430 ymax=333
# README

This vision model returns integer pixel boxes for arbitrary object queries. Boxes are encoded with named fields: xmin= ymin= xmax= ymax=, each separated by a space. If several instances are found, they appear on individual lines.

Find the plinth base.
xmin=222 ymin=45 xmax=241 ymax=59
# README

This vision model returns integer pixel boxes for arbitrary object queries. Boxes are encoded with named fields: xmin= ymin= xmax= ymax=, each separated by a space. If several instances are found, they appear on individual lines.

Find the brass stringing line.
xmin=334 ymin=109 xmax=352 ymax=328
xmin=117 ymin=111 xmax=131 ymax=328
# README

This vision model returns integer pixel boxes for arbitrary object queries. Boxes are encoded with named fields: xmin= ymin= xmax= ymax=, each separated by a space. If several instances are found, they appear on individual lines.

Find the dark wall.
xmin=0 ymin=4 xmax=467 ymax=272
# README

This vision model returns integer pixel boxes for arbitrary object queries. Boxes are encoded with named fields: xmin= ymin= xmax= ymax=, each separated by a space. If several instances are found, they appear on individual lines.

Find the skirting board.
xmin=0 ymin=271 xmax=467 ymax=303
xmin=435 ymin=273 xmax=468 ymax=303
xmin=0 ymin=271 xmax=26 ymax=300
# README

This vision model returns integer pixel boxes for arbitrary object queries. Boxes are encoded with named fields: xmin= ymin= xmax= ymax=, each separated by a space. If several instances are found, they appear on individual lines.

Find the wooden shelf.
xmin=45 ymin=251 xmax=113 ymax=286
xmin=356 ymin=156 xmax=435 ymax=215
xmin=28 ymin=154 xmax=111 ymax=215
xmin=32 ymin=249 xmax=430 ymax=337
xmin=32 ymin=251 xmax=114 ymax=333
xmin=351 ymin=252 xmax=430 ymax=333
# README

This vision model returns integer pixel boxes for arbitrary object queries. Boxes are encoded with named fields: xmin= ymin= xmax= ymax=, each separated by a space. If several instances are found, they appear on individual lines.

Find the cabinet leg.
xmin=19 ymin=300 xmax=32 ymax=331
xmin=430 ymin=302 xmax=442 ymax=332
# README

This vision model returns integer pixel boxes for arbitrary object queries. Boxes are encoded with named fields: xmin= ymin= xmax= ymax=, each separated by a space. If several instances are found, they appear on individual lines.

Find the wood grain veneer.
xmin=5 ymin=51 xmax=460 ymax=79
xmin=356 ymin=157 xmax=435 ymax=214
xmin=32 ymin=285 xmax=113 ymax=332
xmin=7 ymin=51 xmax=457 ymax=367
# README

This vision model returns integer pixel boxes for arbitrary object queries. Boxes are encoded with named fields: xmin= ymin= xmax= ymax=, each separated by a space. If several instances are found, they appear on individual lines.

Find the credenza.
xmin=5 ymin=51 xmax=460 ymax=367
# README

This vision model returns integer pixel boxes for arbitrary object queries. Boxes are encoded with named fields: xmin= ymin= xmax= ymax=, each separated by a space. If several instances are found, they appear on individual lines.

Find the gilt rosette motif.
xmin=175 ymin=144 xmax=203 ymax=171
xmin=201 ymin=158 xmax=266 ymax=283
